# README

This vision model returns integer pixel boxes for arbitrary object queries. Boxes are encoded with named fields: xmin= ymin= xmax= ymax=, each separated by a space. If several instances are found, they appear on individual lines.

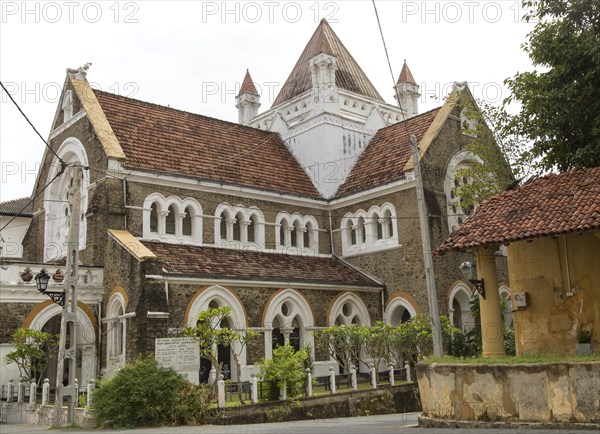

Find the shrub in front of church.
xmin=258 ymin=344 xmax=309 ymax=400
xmin=92 ymin=357 xmax=215 ymax=428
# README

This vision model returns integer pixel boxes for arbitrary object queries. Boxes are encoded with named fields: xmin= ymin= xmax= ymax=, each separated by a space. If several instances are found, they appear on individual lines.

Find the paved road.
xmin=1 ymin=414 xmax=598 ymax=434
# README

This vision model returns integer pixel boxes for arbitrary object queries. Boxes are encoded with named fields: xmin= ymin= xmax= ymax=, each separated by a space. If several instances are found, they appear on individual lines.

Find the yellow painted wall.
xmin=508 ymin=231 xmax=600 ymax=355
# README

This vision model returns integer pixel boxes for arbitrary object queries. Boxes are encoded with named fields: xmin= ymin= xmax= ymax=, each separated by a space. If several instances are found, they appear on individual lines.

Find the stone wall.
xmin=417 ymin=362 xmax=600 ymax=424
xmin=208 ymin=383 xmax=420 ymax=425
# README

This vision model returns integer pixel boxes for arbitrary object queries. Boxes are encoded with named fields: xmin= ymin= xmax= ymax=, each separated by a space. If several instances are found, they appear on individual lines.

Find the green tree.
xmin=258 ymin=344 xmax=308 ymax=399
xmin=505 ymin=0 xmax=600 ymax=171
xmin=219 ymin=326 xmax=257 ymax=404
xmin=447 ymin=92 xmax=519 ymax=210
xmin=183 ymin=306 xmax=256 ymax=403
xmin=316 ymin=324 xmax=361 ymax=376
xmin=4 ymin=328 xmax=58 ymax=385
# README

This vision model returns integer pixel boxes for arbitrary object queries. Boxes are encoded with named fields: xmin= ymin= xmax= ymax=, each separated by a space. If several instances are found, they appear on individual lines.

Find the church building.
xmin=0 ymin=20 xmax=510 ymax=386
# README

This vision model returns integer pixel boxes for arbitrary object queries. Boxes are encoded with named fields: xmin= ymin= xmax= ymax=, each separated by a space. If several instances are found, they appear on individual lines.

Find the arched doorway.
xmin=262 ymin=289 xmax=315 ymax=360
xmin=384 ymin=292 xmax=419 ymax=326
xmin=448 ymin=283 xmax=475 ymax=332
xmin=185 ymin=286 xmax=248 ymax=383
xmin=24 ymin=301 xmax=97 ymax=386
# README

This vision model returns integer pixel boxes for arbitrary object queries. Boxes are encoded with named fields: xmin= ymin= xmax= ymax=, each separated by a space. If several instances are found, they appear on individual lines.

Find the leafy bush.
xmin=4 ymin=328 xmax=58 ymax=385
xmin=258 ymin=345 xmax=308 ymax=399
xmin=92 ymin=357 xmax=214 ymax=428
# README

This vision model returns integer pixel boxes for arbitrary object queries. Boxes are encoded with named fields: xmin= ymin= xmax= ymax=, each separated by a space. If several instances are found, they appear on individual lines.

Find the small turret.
xmin=235 ymin=70 xmax=260 ymax=124
xmin=394 ymin=60 xmax=419 ymax=117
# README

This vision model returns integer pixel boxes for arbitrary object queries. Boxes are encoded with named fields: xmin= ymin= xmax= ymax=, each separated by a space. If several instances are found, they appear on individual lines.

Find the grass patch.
xmin=422 ymin=353 xmax=600 ymax=365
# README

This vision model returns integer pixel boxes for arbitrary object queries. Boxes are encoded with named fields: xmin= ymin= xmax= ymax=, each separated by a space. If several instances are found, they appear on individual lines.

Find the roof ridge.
xmin=377 ymin=106 xmax=442 ymax=133
xmin=93 ymin=88 xmax=274 ymax=137
xmin=0 ymin=196 xmax=31 ymax=205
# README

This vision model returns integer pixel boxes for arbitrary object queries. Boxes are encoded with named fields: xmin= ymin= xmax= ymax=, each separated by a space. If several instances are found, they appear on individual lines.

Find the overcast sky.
xmin=0 ymin=0 xmax=535 ymax=202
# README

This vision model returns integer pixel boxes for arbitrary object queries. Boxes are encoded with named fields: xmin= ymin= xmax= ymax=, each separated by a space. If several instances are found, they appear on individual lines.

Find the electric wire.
xmin=0 ymin=167 xmax=66 ymax=233
xmin=0 ymin=80 xmax=64 ymax=163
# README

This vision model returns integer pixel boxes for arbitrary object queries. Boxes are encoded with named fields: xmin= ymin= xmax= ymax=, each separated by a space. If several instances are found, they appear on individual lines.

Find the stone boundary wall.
xmin=207 ymin=383 xmax=420 ymax=425
xmin=417 ymin=362 xmax=600 ymax=424
xmin=0 ymin=403 xmax=94 ymax=427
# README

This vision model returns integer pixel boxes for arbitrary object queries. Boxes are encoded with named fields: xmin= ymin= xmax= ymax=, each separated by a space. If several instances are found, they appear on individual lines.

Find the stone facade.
xmin=1 ymin=21 xmax=513 ymax=388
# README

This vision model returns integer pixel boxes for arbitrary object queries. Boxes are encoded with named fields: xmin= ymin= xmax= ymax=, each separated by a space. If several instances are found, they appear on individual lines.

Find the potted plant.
xmin=20 ymin=267 xmax=33 ymax=282
xmin=52 ymin=269 xmax=64 ymax=283
xmin=576 ymin=325 xmax=593 ymax=355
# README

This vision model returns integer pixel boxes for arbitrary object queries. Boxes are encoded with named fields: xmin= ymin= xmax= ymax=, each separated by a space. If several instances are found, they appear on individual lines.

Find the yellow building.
xmin=437 ymin=167 xmax=600 ymax=356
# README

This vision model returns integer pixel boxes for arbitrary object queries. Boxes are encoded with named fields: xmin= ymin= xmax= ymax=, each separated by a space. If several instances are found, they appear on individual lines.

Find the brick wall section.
xmin=331 ymin=105 xmax=509 ymax=317
xmin=0 ymin=303 xmax=37 ymax=343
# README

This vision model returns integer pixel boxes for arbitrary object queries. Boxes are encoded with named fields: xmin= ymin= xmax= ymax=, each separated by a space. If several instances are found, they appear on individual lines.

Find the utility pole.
xmin=410 ymin=135 xmax=443 ymax=357
xmin=53 ymin=165 xmax=81 ymax=427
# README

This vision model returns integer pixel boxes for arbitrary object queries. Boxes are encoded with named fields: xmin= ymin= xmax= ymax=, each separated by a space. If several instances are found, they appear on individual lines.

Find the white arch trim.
xmin=262 ymin=288 xmax=315 ymax=360
xmin=28 ymin=303 xmax=95 ymax=344
xmin=327 ymin=292 xmax=371 ymax=326
xmin=384 ymin=296 xmax=417 ymax=325
xmin=44 ymin=137 xmax=90 ymax=261
xmin=186 ymin=285 xmax=247 ymax=330
xmin=143 ymin=193 xmax=202 ymax=243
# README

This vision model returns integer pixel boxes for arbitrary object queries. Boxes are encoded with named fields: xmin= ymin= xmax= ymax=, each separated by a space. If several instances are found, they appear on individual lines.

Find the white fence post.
xmin=250 ymin=374 xmax=258 ymax=404
xmin=350 ymin=365 xmax=357 ymax=391
xmin=279 ymin=382 xmax=287 ymax=401
xmin=86 ymin=380 xmax=95 ymax=409
xmin=17 ymin=381 xmax=24 ymax=403
xmin=41 ymin=378 xmax=50 ymax=405
xmin=29 ymin=381 xmax=37 ymax=404
xmin=217 ymin=375 xmax=225 ymax=409
xmin=404 ymin=361 xmax=411 ymax=383
xmin=371 ymin=364 xmax=377 ymax=389
xmin=7 ymin=380 xmax=14 ymax=401
xmin=388 ymin=363 xmax=395 ymax=386
xmin=329 ymin=367 xmax=336 ymax=394
xmin=305 ymin=368 xmax=313 ymax=398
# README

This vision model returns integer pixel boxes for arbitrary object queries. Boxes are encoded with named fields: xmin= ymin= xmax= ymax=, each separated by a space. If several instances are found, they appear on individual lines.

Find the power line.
xmin=0 ymin=165 xmax=66 ymax=233
xmin=0 ymin=80 xmax=64 ymax=163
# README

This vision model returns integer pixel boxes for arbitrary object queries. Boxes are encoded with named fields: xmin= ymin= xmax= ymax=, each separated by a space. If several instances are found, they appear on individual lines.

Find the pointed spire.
xmin=313 ymin=20 xmax=334 ymax=56
xmin=236 ymin=69 xmax=261 ymax=124
xmin=238 ymin=69 xmax=259 ymax=97
xmin=397 ymin=60 xmax=416 ymax=85
xmin=272 ymin=19 xmax=383 ymax=107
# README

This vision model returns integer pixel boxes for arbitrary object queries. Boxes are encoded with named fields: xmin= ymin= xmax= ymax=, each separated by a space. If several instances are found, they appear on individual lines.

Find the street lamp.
xmin=460 ymin=261 xmax=486 ymax=299
xmin=35 ymin=269 xmax=65 ymax=306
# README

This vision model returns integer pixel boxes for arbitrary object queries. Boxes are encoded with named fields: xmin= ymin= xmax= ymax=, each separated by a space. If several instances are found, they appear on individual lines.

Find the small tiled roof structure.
xmin=0 ymin=197 xmax=33 ymax=217
xmin=335 ymin=107 xmax=441 ymax=198
xmin=93 ymin=90 xmax=321 ymax=199
xmin=436 ymin=167 xmax=600 ymax=254
xmin=237 ymin=69 xmax=259 ymax=97
xmin=272 ymin=19 xmax=384 ymax=107
xmin=397 ymin=61 xmax=416 ymax=85
xmin=142 ymin=241 xmax=381 ymax=288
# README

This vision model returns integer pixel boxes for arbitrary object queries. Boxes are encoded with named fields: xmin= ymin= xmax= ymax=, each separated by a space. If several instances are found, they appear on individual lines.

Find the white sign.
xmin=155 ymin=337 xmax=200 ymax=385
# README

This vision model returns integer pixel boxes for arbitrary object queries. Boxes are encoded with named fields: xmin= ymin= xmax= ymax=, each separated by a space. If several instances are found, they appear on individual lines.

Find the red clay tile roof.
xmin=142 ymin=241 xmax=381 ymax=288
xmin=238 ymin=70 xmax=259 ymax=97
xmin=0 ymin=197 xmax=33 ymax=217
xmin=93 ymin=90 xmax=321 ymax=199
xmin=397 ymin=61 xmax=416 ymax=85
xmin=335 ymin=108 xmax=441 ymax=198
xmin=272 ymin=19 xmax=384 ymax=107
xmin=436 ymin=167 xmax=600 ymax=253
